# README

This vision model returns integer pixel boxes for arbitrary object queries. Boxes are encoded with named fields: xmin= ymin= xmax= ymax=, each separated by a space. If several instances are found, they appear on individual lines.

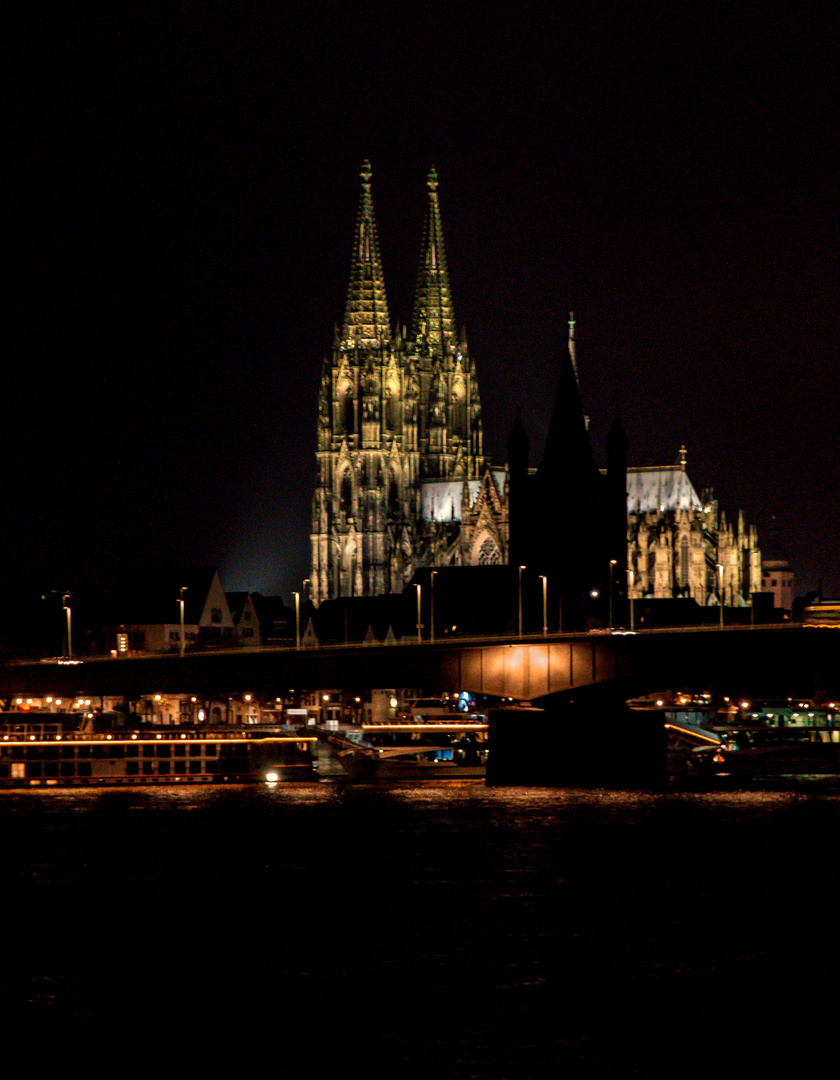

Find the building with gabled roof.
xmin=225 ymin=591 xmax=261 ymax=646
xmin=110 ymin=568 xmax=234 ymax=654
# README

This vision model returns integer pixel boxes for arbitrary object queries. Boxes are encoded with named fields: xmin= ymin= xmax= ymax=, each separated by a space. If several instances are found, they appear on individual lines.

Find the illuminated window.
xmin=478 ymin=537 xmax=501 ymax=565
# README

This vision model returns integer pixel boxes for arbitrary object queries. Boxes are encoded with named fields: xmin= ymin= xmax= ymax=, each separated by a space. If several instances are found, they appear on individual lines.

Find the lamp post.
xmin=540 ymin=575 xmax=547 ymax=636
xmin=62 ymin=593 xmax=72 ymax=659
xmin=179 ymin=586 xmax=187 ymax=657
xmin=416 ymin=583 xmax=422 ymax=643
xmin=293 ymin=591 xmax=300 ymax=649
xmin=628 ymin=567 xmax=635 ymax=631
xmin=430 ymin=570 xmax=437 ymax=644
xmin=608 ymin=559 xmax=617 ymax=630
xmin=518 ymin=565 xmax=526 ymax=637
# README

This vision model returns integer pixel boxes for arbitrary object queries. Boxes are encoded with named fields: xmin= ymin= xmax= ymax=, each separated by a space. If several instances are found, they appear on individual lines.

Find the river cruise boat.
xmin=0 ymin=713 xmax=316 ymax=787
xmin=323 ymin=720 xmax=488 ymax=781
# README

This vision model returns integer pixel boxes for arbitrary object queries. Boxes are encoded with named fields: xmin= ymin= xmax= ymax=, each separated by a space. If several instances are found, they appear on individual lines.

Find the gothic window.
xmin=384 ymin=379 xmax=400 ymax=432
xmin=452 ymin=380 xmax=467 ymax=439
xmin=343 ymin=392 xmax=354 ymax=435
xmin=388 ymin=474 xmax=399 ymax=516
xmin=647 ymin=546 xmax=656 ymax=591
xmin=340 ymin=472 xmax=352 ymax=515
xmin=679 ymin=538 xmax=689 ymax=588
xmin=478 ymin=536 xmax=501 ymax=565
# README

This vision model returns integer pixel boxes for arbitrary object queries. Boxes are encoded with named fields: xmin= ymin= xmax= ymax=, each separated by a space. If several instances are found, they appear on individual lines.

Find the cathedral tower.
xmin=310 ymin=164 xmax=487 ymax=605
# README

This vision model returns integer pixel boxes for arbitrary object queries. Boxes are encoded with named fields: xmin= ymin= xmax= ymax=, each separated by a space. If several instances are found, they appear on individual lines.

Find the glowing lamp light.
xmin=390 ymin=697 xmax=398 ymax=709
xmin=265 ymin=771 xmax=279 ymax=784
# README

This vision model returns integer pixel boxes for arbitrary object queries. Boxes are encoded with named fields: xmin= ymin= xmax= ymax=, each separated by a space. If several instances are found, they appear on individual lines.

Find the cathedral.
xmin=626 ymin=451 xmax=762 ymax=606
xmin=310 ymin=163 xmax=761 ymax=616
xmin=310 ymin=163 xmax=508 ymax=605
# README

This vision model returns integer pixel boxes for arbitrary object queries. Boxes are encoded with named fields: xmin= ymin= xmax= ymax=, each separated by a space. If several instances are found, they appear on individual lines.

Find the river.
xmin=2 ymin=780 xmax=838 ymax=1076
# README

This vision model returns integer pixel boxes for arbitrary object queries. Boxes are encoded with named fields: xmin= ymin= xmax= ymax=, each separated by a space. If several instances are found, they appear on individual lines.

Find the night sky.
xmin=8 ymin=4 xmax=838 ymax=603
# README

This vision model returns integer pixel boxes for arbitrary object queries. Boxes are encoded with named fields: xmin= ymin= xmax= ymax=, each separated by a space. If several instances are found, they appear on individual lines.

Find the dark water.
xmin=3 ymin=781 xmax=839 ymax=1076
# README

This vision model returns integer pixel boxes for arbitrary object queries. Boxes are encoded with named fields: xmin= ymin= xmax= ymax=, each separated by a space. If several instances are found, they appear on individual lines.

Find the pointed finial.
xmin=360 ymin=159 xmax=372 ymax=189
xmin=427 ymin=166 xmax=439 ymax=193
xmin=678 ymin=444 xmax=687 ymax=470
xmin=567 ymin=311 xmax=579 ymax=381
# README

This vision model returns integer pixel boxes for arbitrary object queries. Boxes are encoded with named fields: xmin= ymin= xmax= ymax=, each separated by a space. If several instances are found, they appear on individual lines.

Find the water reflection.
xmin=3 ymin=782 xmax=839 ymax=1074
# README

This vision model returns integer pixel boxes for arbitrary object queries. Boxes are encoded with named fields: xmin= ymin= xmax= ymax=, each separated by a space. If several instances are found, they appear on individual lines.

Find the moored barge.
xmin=0 ymin=714 xmax=316 ymax=787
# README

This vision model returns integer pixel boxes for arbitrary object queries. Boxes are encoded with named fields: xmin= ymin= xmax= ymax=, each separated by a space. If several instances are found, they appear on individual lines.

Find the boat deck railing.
xmin=0 ymin=724 xmax=316 ymax=745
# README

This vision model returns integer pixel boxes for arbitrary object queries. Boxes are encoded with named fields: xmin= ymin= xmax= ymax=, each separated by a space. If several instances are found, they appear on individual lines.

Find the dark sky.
xmin=7 ymin=3 xmax=838 ymax=602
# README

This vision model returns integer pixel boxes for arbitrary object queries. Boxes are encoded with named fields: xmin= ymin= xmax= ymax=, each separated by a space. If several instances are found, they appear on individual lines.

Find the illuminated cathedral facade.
xmin=626 ymin=452 xmax=762 ymax=607
xmin=310 ymin=163 xmax=508 ymax=605
xmin=310 ymin=164 xmax=760 ymax=613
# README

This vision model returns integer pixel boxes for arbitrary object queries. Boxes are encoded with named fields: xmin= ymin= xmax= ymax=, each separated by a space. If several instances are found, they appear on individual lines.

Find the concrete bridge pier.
xmin=486 ymin=684 xmax=666 ymax=788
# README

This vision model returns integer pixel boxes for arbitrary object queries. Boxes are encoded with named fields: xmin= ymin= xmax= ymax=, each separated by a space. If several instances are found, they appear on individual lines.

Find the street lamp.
xmin=540 ymin=575 xmax=547 ymax=636
xmin=62 ymin=593 xmax=72 ymax=659
xmin=179 ymin=586 xmax=187 ymax=657
xmin=518 ymin=565 xmax=526 ymax=638
xmin=293 ymin=591 xmax=300 ymax=648
xmin=415 ymin=583 xmax=422 ymax=643
xmin=430 ymin=570 xmax=438 ymax=644
xmin=608 ymin=559 xmax=617 ymax=630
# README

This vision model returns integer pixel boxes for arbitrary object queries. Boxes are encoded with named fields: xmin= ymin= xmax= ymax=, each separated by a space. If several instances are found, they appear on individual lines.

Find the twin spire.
xmin=342 ymin=160 xmax=391 ymax=350
xmin=341 ymin=162 xmax=457 ymax=354
xmin=412 ymin=167 xmax=456 ymax=352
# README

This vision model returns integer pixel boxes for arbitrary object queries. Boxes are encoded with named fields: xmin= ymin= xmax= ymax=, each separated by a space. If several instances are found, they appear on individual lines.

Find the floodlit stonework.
xmin=309 ymin=165 xmax=760 ymax=611
xmin=626 ymin=452 xmax=762 ymax=606
xmin=310 ymin=164 xmax=506 ymax=603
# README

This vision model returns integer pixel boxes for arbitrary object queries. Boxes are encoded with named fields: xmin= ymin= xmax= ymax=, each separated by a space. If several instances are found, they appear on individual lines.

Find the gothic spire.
xmin=412 ymin=167 xmax=456 ymax=353
xmin=341 ymin=161 xmax=391 ymax=350
xmin=568 ymin=311 xmax=579 ymax=382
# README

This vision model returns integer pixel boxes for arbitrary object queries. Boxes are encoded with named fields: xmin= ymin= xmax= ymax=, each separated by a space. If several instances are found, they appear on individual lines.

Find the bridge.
xmin=3 ymin=624 xmax=838 ymax=703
